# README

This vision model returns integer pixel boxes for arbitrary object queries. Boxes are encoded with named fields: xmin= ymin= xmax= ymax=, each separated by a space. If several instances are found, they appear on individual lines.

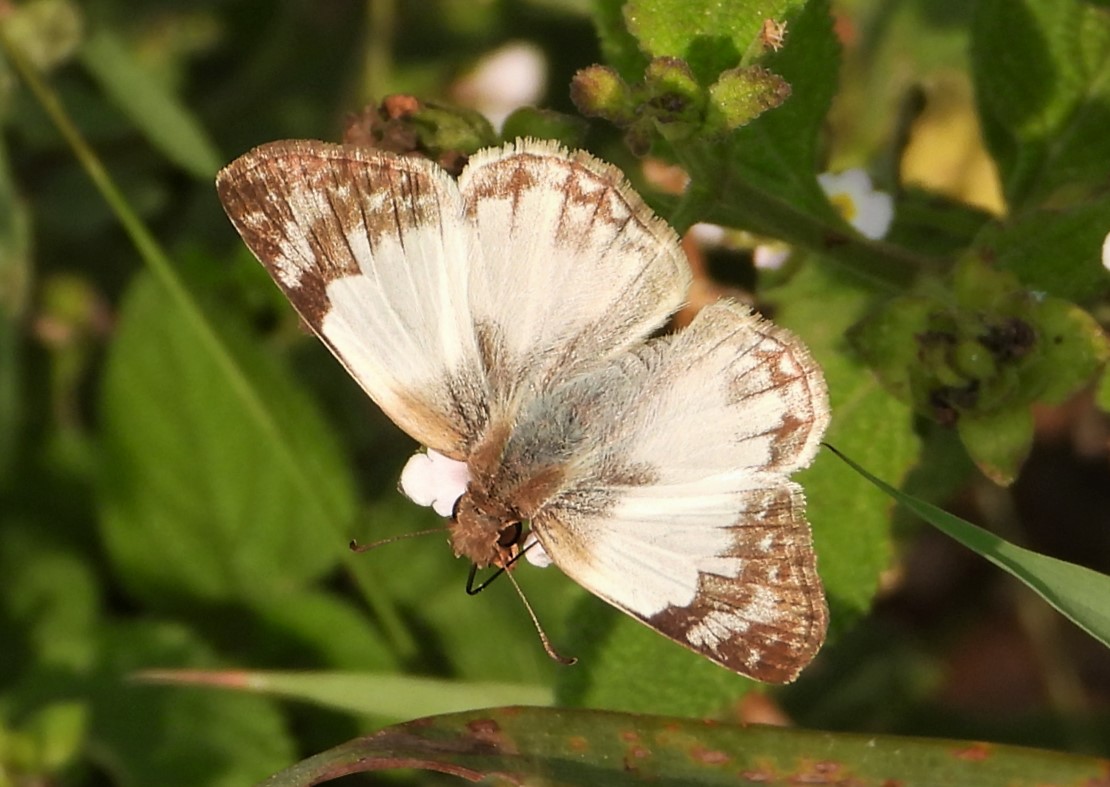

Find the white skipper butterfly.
xmin=216 ymin=138 xmax=829 ymax=681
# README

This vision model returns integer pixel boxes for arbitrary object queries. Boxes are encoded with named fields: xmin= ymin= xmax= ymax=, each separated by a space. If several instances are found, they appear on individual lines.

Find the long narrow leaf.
xmin=827 ymin=444 xmax=1110 ymax=649
xmin=258 ymin=705 xmax=1110 ymax=786
xmin=80 ymin=29 xmax=222 ymax=179
xmin=135 ymin=670 xmax=553 ymax=721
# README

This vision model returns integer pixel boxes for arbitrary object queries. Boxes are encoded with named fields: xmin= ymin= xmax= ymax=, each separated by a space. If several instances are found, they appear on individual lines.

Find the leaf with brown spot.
xmin=256 ymin=706 xmax=1110 ymax=786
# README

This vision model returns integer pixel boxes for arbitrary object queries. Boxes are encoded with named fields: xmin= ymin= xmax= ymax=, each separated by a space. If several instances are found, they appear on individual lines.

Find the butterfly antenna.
xmin=349 ymin=526 xmax=448 ymax=553
xmin=502 ymin=567 xmax=577 ymax=666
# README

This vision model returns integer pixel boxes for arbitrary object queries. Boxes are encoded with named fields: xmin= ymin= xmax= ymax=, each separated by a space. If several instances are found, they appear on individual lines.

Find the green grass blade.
xmin=827 ymin=444 xmax=1110 ymax=649
xmin=135 ymin=670 xmax=553 ymax=721
xmin=80 ymin=29 xmax=222 ymax=179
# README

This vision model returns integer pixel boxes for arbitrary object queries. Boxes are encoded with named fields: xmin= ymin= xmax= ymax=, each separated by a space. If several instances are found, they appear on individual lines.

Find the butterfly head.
xmin=450 ymin=491 xmax=524 ymax=569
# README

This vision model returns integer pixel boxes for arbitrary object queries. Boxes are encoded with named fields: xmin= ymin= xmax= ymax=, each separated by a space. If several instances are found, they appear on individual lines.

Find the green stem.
xmin=674 ymin=144 xmax=944 ymax=292
xmin=361 ymin=0 xmax=395 ymax=103
xmin=707 ymin=178 xmax=934 ymax=290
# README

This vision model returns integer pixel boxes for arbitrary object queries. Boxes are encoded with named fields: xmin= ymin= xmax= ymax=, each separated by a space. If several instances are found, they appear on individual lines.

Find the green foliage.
xmin=574 ymin=0 xmax=804 ymax=150
xmin=500 ymin=106 xmax=590 ymax=148
xmin=770 ymin=263 xmax=920 ymax=625
xmin=138 ymin=669 xmax=552 ymax=722
xmin=972 ymin=0 xmax=1110 ymax=209
xmin=972 ymin=199 xmax=1110 ymax=301
xmin=851 ymin=258 xmax=1109 ymax=482
xmin=623 ymin=0 xmax=804 ymax=82
xmin=705 ymin=65 xmax=792 ymax=132
xmin=970 ymin=0 xmax=1110 ymax=303
xmin=99 ymin=272 xmax=352 ymax=604
xmin=1 ymin=0 xmax=1109 ymax=785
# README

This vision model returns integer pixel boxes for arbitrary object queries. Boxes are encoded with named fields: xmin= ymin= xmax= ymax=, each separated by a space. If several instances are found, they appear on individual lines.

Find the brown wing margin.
xmin=215 ymin=140 xmax=488 ymax=456
xmin=644 ymin=484 xmax=827 ymax=683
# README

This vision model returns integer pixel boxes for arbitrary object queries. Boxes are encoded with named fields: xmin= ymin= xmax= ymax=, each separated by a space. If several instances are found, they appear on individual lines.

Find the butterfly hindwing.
xmin=509 ymin=301 xmax=830 ymax=681
xmin=539 ymin=477 xmax=826 ymax=682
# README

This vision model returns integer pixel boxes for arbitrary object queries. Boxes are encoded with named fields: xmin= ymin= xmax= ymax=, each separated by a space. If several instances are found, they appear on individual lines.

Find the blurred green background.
xmin=1 ymin=0 xmax=1108 ymax=784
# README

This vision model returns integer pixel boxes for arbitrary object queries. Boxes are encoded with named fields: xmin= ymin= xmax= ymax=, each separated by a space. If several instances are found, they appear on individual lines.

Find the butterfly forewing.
xmin=459 ymin=141 xmax=692 ymax=405
xmin=216 ymin=139 xmax=694 ymax=456
xmin=216 ymin=141 xmax=490 ymax=457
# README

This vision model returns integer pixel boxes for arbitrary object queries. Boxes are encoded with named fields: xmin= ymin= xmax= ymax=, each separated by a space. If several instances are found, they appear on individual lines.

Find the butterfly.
xmin=215 ymin=138 xmax=830 ymax=682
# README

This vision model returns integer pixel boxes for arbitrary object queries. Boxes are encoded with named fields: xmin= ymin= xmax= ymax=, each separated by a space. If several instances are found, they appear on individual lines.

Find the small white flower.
xmin=451 ymin=41 xmax=547 ymax=129
xmin=751 ymin=169 xmax=892 ymax=270
xmin=753 ymin=243 xmax=792 ymax=270
xmin=399 ymin=449 xmax=470 ymax=518
xmin=399 ymin=449 xmax=552 ymax=568
xmin=688 ymin=222 xmax=727 ymax=248
xmin=522 ymin=532 xmax=552 ymax=568
xmin=1102 ymin=231 xmax=1110 ymax=272
xmin=817 ymin=169 xmax=894 ymax=240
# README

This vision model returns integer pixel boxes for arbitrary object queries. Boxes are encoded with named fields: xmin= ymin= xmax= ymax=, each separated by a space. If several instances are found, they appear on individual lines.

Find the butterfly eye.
xmin=497 ymin=521 xmax=522 ymax=548
xmin=450 ymin=495 xmax=463 ymax=521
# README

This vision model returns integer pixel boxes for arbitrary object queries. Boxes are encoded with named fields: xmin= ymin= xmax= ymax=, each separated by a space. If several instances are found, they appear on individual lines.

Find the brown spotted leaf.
xmin=256 ymin=706 xmax=1110 ymax=786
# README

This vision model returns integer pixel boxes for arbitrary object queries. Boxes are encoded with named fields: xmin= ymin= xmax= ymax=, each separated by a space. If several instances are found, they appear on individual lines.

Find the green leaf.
xmin=14 ymin=701 xmax=87 ymax=774
xmin=98 ymin=271 xmax=354 ymax=605
xmin=1023 ymin=295 xmax=1109 ymax=403
xmin=956 ymin=404 xmax=1035 ymax=486
xmin=249 ymin=592 xmax=398 ymax=672
xmin=770 ymin=261 xmax=919 ymax=628
xmin=624 ymin=0 xmax=805 ymax=83
xmin=846 ymin=295 xmax=933 ymax=406
xmin=703 ymin=0 xmax=840 ymax=219
xmin=971 ymin=197 xmax=1110 ymax=301
xmin=80 ymin=29 xmax=222 ymax=179
xmin=135 ymin=669 xmax=552 ymax=722
xmin=971 ymin=0 xmax=1110 ymax=207
xmin=0 ymin=524 xmax=100 ymax=675
xmin=591 ymin=0 xmax=651 ymax=82
xmin=829 ymin=447 xmax=1110 ymax=651
xmin=259 ymin=705 xmax=1110 ymax=786
xmin=884 ymin=188 xmax=994 ymax=258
